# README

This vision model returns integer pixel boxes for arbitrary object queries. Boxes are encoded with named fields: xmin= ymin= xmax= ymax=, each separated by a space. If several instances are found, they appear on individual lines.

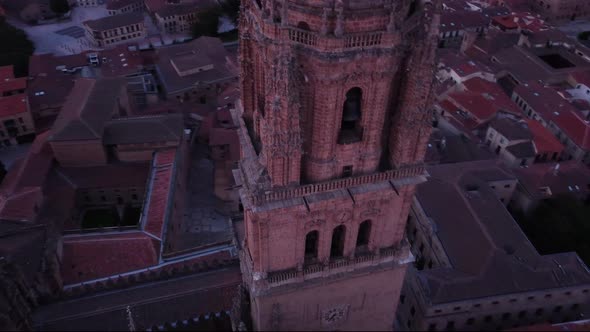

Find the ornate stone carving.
xmin=321 ymin=304 xmax=350 ymax=326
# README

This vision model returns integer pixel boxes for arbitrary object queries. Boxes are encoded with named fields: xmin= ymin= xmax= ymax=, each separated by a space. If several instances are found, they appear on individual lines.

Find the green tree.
xmin=516 ymin=194 xmax=590 ymax=266
xmin=191 ymin=9 xmax=220 ymax=38
xmin=50 ymin=0 xmax=71 ymax=15
xmin=220 ymin=0 xmax=240 ymax=25
xmin=0 ymin=18 xmax=35 ymax=77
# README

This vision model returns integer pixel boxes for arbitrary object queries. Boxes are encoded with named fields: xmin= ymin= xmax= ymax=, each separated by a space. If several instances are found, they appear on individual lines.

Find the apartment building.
xmin=83 ymin=12 xmax=146 ymax=48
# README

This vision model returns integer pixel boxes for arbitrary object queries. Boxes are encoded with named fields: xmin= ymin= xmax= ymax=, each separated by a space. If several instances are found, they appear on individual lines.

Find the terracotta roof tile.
xmin=0 ymin=94 xmax=28 ymax=117
xmin=143 ymin=149 xmax=177 ymax=239
xmin=525 ymin=119 xmax=564 ymax=154
xmin=61 ymin=232 xmax=159 ymax=284
xmin=513 ymin=161 xmax=590 ymax=200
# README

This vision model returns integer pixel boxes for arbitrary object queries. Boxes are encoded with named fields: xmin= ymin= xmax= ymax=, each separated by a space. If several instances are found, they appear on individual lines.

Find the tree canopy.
xmin=50 ymin=0 xmax=71 ymax=14
xmin=516 ymin=194 xmax=590 ymax=266
xmin=191 ymin=9 xmax=221 ymax=39
xmin=0 ymin=18 xmax=35 ymax=77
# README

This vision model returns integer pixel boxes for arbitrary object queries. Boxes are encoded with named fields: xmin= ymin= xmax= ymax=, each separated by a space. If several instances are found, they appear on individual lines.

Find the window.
xmin=545 ymin=294 xmax=552 ymax=299
xmin=466 ymin=318 xmax=475 ymax=325
xmin=356 ymin=220 xmax=371 ymax=248
xmin=428 ymin=323 xmax=436 ymax=331
xmin=492 ymin=301 xmax=499 ymax=305
xmin=342 ymin=165 xmax=353 ymax=178
xmin=554 ymin=306 xmax=562 ymax=313
xmin=446 ymin=321 xmax=455 ymax=331
xmin=400 ymin=295 xmax=405 ymax=304
xmin=304 ymin=230 xmax=319 ymax=263
xmin=330 ymin=225 xmax=346 ymax=258
xmin=410 ymin=306 xmax=416 ymax=316
xmin=504 ymin=184 xmax=511 ymax=188
xmin=132 ymin=194 xmax=138 ymax=200
xmin=484 ymin=315 xmax=492 ymax=323
xmin=528 ymin=296 xmax=535 ymax=300
xmin=535 ymin=308 xmax=544 ymax=316
xmin=518 ymin=311 xmax=526 ymax=318
xmin=18 ymin=117 xmax=23 ymax=124
xmin=453 ymin=306 xmax=461 ymax=311
xmin=502 ymin=313 xmax=511 ymax=320
xmin=571 ymin=304 xmax=579 ymax=310
xmin=101 ymin=195 xmax=106 ymax=202
xmin=473 ymin=304 xmax=481 ymax=308
xmin=338 ymin=88 xmax=363 ymax=144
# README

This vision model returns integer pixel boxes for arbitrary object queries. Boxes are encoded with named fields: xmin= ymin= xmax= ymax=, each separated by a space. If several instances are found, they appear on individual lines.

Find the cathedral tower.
xmin=233 ymin=0 xmax=440 ymax=330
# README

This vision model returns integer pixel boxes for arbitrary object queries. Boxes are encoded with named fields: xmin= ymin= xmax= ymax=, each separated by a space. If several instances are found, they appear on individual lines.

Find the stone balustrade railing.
xmin=265 ymin=241 xmax=409 ymax=286
xmin=251 ymin=165 xmax=425 ymax=205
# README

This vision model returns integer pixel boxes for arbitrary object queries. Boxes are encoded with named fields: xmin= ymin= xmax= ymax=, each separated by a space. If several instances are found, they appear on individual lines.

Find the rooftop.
xmin=106 ymin=0 xmax=142 ymax=10
xmin=103 ymin=114 xmax=183 ymax=145
xmin=525 ymin=119 xmax=564 ymax=154
xmin=58 ymin=163 xmax=150 ymax=189
xmin=512 ymin=161 xmax=590 ymax=201
xmin=0 ymin=94 xmax=28 ymax=118
xmin=154 ymin=37 xmax=236 ymax=94
xmin=61 ymin=232 xmax=160 ymax=284
xmin=415 ymin=161 xmax=590 ymax=304
xmin=84 ymin=12 xmax=144 ymax=32
xmin=49 ymin=78 xmax=126 ymax=142
xmin=490 ymin=117 xmax=532 ymax=141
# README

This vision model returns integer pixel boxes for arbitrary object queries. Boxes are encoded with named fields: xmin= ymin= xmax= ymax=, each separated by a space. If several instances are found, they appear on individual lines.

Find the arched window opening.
xmin=304 ymin=230 xmax=319 ymax=263
xmin=356 ymin=220 xmax=371 ymax=249
xmin=297 ymin=21 xmax=310 ymax=31
xmin=406 ymin=0 xmax=418 ymax=19
xmin=330 ymin=225 xmax=346 ymax=259
xmin=338 ymin=88 xmax=363 ymax=144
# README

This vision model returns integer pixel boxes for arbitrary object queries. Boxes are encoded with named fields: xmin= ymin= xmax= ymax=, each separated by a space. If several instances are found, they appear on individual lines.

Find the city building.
xmin=529 ymin=0 xmax=590 ymax=23
xmin=0 ymin=65 xmax=36 ymax=148
xmin=153 ymin=37 xmax=237 ymax=101
xmin=510 ymin=160 xmax=590 ymax=213
xmin=233 ymin=0 xmax=440 ymax=330
xmin=513 ymin=81 xmax=590 ymax=164
xmin=76 ymin=0 xmax=100 ymax=7
xmin=485 ymin=117 xmax=536 ymax=167
xmin=83 ymin=12 xmax=146 ymax=48
xmin=106 ymin=0 xmax=144 ymax=16
xmin=153 ymin=2 xmax=213 ymax=34
xmin=398 ymin=161 xmax=590 ymax=331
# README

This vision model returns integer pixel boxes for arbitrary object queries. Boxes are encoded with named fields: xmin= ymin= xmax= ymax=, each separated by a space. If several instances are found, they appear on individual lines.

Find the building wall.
xmin=51 ymin=140 xmax=107 ymax=166
xmin=155 ymin=11 xmax=198 ymax=33
xmin=77 ymin=0 xmax=98 ymax=7
xmin=0 ymin=111 xmax=36 ymax=148
xmin=78 ymin=186 xmax=145 ymax=207
xmin=530 ymin=0 xmax=590 ymax=22
xmin=253 ymin=266 xmax=407 ymax=331
xmin=85 ymin=22 xmax=146 ymax=48
xmin=108 ymin=1 xmax=144 ymax=16
xmin=398 ymin=196 xmax=590 ymax=331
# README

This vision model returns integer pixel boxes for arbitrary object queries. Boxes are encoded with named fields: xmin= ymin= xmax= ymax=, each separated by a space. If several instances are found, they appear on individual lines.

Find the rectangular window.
xmin=342 ymin=165 xmax=353 ymax=178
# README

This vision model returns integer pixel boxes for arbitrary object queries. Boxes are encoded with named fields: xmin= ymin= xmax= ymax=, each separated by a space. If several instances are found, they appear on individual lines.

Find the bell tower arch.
xmin=234 ymin=0 xmax=441 ymax=330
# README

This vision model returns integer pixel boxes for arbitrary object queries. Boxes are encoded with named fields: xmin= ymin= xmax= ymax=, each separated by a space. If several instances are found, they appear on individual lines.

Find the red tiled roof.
xmin=514 ymin=81 xmax=578 ymax=120
xmin=0 ymin=94 xmax=28 ymax=117
xmin=571 ymin=70 xmax=590 ymax=88
xmin=61 ymin=232 xmax=160 ymax=284
xmin=551 ymin=109 xmax=590 ymax=150
xmin=525 ymin=119 xmax=564 ymax=154
xmin=98 ymin=44 xmax=146 ymax=77
xmin=0 ymin=65 xmax=14 ymax=80
xmin=446 ymin=78 xmax=521 ymax=124
xmin=143 ymin=148 xmax=177 ymax=240
xmin=492 ymin=12 xmax=547 ymax=32
xmin=0 ymin=77 xmax=26 ymax=95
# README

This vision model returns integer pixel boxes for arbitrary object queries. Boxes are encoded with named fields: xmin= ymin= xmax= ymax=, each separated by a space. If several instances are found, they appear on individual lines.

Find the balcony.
xmin=263 ymin=239 xmax=412 ymax=288
xmin=249 ymin=164 xmax=426 ymax=205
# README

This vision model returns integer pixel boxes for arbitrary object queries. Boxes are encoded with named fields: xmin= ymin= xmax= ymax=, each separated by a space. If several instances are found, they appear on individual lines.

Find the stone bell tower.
xmin=233 ymin=0 xmax=440 ymax=330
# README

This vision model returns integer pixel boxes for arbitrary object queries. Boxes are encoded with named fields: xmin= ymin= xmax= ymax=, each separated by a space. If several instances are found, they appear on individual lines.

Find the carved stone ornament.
xmin=309 ymin=219 xmax=326 ymax=227
xmin=336 ymin=210 xmax=352 ymax=223
xmin=321 ymin=304 xmax=350 ymax=326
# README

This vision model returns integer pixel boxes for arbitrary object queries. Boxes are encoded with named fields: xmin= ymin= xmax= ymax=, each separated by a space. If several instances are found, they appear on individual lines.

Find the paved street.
xmin=7 ymin=6 xmax=108 ymax=55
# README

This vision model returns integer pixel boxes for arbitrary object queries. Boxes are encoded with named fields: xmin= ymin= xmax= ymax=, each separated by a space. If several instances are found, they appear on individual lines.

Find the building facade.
xmin=397 ymin=161 xmax=590 ymax=332
xmin=234 ymin=0 xmax=440 ymax=330
xmin=83 ymin=12 xmax=146 ymax=48
xmin=0 ymin=65 xmax=36 ymax=148
xmin=529 ymin=0 xmax=590 ymax=22
xmin=106 ymin=0 xmax=144 ymax=16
